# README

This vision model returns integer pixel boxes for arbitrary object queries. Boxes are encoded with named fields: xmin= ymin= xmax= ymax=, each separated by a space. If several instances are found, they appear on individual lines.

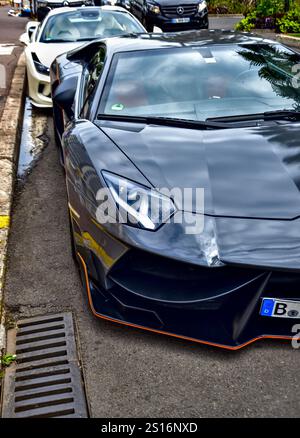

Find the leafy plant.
xmin=1 ymin=354 xmax=17 ymax=367
xmin=277 ymin=4 xmax=300 ymax=32
xmin=255 ymin=0 xmax=285 ymax=16
xmin=207 ymin=0 xmax=256 ymax=15
xmin=236 ymin=11 xmax=257 ymax=31
xmin=235 ymin=0 xmax=300 ymax=32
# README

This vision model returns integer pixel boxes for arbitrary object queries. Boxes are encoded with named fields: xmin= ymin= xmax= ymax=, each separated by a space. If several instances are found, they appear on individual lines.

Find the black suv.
xmin=129 ymin=0 xmax=208 ymax=32
xmin=33 ymin=0 xmax=94 ymax=21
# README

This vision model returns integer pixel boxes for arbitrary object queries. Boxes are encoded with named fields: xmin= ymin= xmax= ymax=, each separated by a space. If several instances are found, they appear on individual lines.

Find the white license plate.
xmin=260 ymin=298 xmax=300 ymax=319
xmin=171 ymin=17 xmax=190 ymax=23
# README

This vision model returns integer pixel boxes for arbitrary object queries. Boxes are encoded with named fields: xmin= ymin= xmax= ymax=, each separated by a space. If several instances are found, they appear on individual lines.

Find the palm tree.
xmin=238 ymin=44 xmax=300 ymax=109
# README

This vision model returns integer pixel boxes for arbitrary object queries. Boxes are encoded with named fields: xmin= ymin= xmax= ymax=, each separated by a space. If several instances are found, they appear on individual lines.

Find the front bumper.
xmin=72 ymin=208 xmax=299 ymax=350
xmin=25 ymin=51 xmax=52 ymax=108
xmin=148 ymin=8 xmax=208 ymax=31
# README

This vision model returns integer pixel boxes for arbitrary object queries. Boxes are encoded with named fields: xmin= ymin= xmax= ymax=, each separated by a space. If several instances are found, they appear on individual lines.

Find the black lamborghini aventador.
xmin=50 ymin=30 xmax=300 ymax=349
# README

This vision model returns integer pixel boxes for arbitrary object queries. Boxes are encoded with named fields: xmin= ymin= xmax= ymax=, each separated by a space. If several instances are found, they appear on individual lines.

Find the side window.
xmin=80 ymin=47 xmax=106 ymax=118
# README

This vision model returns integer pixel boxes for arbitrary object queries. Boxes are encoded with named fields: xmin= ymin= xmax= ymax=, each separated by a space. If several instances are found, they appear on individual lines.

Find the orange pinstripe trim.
xmin=77 ymin=252 xmax=293 ymax=351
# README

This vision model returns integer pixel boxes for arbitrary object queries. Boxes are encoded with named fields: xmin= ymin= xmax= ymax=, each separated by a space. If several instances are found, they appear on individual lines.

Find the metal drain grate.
xmin=1 ymin=313 xmax=88 ymax=418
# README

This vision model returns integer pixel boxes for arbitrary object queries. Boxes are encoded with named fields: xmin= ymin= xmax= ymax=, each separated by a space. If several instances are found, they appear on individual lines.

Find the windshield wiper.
xmin=77 ymin=37 xmax=95 ymax=41
xmin=43 ymin=39 xmax=76 ymax=43
xmin=207 ymin=109 xmax=300 ymax=124
xmin=97 ymin=114 xmax=230 ymax=130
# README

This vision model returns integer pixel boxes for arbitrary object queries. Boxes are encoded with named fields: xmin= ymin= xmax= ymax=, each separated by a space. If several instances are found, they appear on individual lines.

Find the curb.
xmin=209 ymin=14 xmax=244 ymax=18
xmin=253 ymin=30 xmax=300 ymax=49
xmin=276 ymin=34 xmax=300 ymax=49
xmin=0 ymin=53 xmax=26 ymax=351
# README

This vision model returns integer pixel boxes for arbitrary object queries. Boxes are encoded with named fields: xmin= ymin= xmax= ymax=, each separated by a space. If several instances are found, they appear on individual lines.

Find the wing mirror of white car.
xmin=25 ymin=21 xmax=39 ymax=43
xmin=25 ymin=21 xmax=39 ymax=32
xmin=19 ymin=32 xmax=30 ymax=46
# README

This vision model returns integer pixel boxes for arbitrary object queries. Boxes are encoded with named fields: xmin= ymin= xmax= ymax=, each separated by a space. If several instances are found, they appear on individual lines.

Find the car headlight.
xmin=101 ymin=172 xmax=176 ymax=230
xmin=32 ymin=53 xmax=50 ymax=75
xmin=38 ymin=1 xmax=48 ymax=6
xmin=198 ymin=0 xmax=207 ymax=12
xmin=148 ymin=3 xmax=160 ymax=14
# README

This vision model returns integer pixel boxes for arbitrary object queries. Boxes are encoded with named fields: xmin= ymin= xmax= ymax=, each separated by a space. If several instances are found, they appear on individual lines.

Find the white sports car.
xmin=19 ymin=6 xmax=145 ymax=108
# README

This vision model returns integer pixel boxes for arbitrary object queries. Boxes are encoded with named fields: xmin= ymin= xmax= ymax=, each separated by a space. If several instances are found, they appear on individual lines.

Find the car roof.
xmin=45 ymin=5 xmax=129 ymax=17
xmin=101 ymin=30 xmax=281 ymax=55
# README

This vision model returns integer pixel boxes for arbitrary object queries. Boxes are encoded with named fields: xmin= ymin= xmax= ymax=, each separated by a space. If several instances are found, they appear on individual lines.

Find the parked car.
xmin=50 ymin=31 xmax=300 ymax=349
xmin=129 ymin=0 xmax=209 ymax=31
xmin=95 ymin=0 xmax=131 ymax=10
xmin=19 ymin=6 xmax=145 ymax=108
xmin=32 ymin=0 xmax=95 ymax=22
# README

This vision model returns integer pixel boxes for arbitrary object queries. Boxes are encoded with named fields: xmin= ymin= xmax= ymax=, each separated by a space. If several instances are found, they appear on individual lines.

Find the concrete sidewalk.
xmin=0 ymin=53 xmax=26 ymax=351
xmin=0 ymin=5 xmax=27 ymax=352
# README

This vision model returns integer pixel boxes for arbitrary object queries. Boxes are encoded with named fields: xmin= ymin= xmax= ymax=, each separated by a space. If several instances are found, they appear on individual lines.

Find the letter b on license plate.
xmin=260 ymin=298 xmax=300 ymax=318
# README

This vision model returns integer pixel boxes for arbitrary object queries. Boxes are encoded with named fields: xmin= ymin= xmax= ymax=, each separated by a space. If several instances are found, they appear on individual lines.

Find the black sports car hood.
xmin=98 ymin=121 xmax=300 ymax=220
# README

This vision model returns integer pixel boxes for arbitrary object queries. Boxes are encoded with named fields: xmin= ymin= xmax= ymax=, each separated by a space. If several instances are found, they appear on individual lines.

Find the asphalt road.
xmin=3 ymin=13 xmax=300 ymax=418
xmin=209 ymin=16 xmax=241 ymax=30
xmin=0 ymin=6 xmax=28 ymax=44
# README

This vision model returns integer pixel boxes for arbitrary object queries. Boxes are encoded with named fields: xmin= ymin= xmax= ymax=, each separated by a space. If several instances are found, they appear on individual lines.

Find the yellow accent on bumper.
xmin=0 ymin=216 xmax=10 ymax=229
xmin=68 ymin=203 xmax=80 ymax=219
xmin=74 ymin=231 xmax=114 ymax=269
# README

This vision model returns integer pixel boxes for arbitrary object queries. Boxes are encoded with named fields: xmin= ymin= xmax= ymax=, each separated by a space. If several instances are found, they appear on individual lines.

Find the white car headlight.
xmin=198 ymin=0 xmax=207 ymax=13
xmin=32 ymin=53 xmax=50 ymax=75
xmin=102 ymin=172 xmax=176 ymax=230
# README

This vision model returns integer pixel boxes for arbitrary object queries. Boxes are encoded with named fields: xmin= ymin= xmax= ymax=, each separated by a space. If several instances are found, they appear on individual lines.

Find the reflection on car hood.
xmin=99 ymin=121 xmax=300 ymax=219
xmin=28 ymin=42 xmax=83 ymax=67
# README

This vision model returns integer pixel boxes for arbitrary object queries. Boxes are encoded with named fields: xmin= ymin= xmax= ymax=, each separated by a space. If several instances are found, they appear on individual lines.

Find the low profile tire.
xmin=53 ymin=122 xmax=61 ymax=149
xmin=68 ymin=213 xmax=77 ymax=262
xmin=202 ymin=18 xmax=209 ymax=29
xmin=52 ymin=104 xmax=65 ymax=167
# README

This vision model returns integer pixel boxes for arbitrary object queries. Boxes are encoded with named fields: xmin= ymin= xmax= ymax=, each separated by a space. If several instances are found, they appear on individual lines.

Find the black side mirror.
xmin=52 ymin=76 xmax=78 ymax=119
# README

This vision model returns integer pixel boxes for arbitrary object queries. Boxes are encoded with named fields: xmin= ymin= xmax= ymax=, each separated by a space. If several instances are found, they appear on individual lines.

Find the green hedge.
xmin=278 ymin=5 xmax=300 ymax=32
xmin=207 ymin=0 xmax=255 ymax=15
xmin=235 ymin=0 xmax=300 ymax=33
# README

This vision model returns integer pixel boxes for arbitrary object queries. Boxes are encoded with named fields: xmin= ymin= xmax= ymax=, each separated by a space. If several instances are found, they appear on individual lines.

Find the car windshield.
xmin=100 ymin=44 xmax=300 ymax=121
xmin=40 ymin=8 xmax=143 ymax=43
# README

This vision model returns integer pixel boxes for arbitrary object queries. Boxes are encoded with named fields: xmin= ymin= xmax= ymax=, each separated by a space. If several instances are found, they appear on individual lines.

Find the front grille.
xmin=49 ymin=1 xmax=85 ymax=7
xmin=108 ymin=249 xmax=265 ymax=303
xmin=161 ymin=4 xmax=198 ymax=18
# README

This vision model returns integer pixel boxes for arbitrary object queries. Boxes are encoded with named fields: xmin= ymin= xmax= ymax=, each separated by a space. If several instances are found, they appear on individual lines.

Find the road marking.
xmin=0 ymin=63 xmax=5 ymax=88
xmin=0 ymin=216 xmax=10 ymax=229
xmin=0 ymin=44 xmax=15 ymax=56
